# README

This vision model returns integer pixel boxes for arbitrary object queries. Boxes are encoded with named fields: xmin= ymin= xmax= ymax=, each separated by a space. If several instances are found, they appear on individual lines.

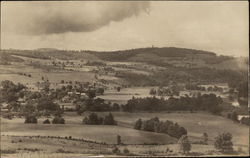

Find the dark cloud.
xmin=3 ymin=1 xmax=150 ymax=35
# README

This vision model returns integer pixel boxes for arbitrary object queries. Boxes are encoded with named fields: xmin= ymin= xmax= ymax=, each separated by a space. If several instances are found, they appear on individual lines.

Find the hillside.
xmin=0 ymin=47 xmax=247 ymax=87
xmin=1 ymin=47 xmax=246 ymax=70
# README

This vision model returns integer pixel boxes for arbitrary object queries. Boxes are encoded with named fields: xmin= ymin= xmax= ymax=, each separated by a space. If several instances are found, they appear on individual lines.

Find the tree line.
xmin=122 ymin=94 xmax=223 ymax=114
xmin=82 ymin=113 xmax=117 ymax=125
xmin=134 ymin=117 xmax=187 ymax=139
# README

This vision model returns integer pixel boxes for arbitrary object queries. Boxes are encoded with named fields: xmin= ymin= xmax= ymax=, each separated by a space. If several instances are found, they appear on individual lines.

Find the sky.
xmin=1 ymin=1 xmax=249 ymax=57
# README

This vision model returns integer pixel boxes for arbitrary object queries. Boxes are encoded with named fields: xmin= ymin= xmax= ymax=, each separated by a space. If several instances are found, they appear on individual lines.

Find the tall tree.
xmin=178 ymin=135 xmax=191 ymax=154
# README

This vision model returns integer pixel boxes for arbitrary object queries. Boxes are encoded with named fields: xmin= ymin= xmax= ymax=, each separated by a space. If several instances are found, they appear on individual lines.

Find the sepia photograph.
xmin=0 ymin=0 xmax=249 ymax=157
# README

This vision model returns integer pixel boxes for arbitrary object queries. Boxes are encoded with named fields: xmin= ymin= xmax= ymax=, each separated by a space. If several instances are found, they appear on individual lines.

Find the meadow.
xmin=108 ymin=112 xmax=249 ymax=148
xmin=64 ymin=111 xmax=249 ymax=149
xmin=2 ymin=111 xmax=248 ymax=157
xmin=0 ymin=135 xmax=227 ymax=158
xmin=1 ymin=118 xmax=177 ymax=145
xmin=2 ymin=112 xmax=248 ymax=148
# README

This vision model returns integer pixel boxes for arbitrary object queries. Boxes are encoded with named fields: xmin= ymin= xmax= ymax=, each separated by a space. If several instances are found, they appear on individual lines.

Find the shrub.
xmin=202 ymin=132 xmax=208 ymax=144
xmin=2 ymin=113 xmax=13 ymax=120
xmin=43 ymin=119 xmax=50 ymax=124
xmin=56 ymin=148 xmax=73 ymax=153
xmin=0 ymin=149 xmax=16 ymax=154
xmin=103 ymin=113 xmax=117 ymax=125
xmin=24 ymin=115 xmax=38 ymax=124
xmin=82 ymin=113 xmax=102 ymax=125
xmin=83 ymin=112 xmax=117 ymax=125
xmin=214 ymin=132 xmax=233 ymax=153
xmin=134 ymin=118 xmax=142 ymax=130
xmin=117 ymin=135 xmax=122 ymax=145
xmin=112 ymin=146 xmax=120 ymax=154
xmin=52 ymin=116 xmax=65 ymax=124
xmin=123 ymin=148 xmax=130 ymax=154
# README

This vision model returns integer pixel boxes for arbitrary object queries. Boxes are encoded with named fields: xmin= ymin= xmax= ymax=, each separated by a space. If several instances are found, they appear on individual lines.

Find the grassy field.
xmin=1 ymin=118 xmax=176 ymax=145
xmin=108 ymin=112 xmax=249 ymax=147
xmin=98 ymin=86 xmax=229 ymax=105
xmin=0 ymin=133 xmax=112 ymax=158
xmin=2 ymin=135 xmax=237 ymax=158
xmin=98 ymin=87 xmax=155 ymax=104
xmin=2 ymin=112 xmax=248 ymax=148
xmin=0 ymin=61 xmax=96 ymax=84
xmin=63 ymin=111 xmax=249 ymax=150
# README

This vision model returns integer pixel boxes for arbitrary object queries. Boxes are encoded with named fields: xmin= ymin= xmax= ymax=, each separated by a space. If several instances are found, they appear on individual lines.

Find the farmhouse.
xmin=0 ymin=103 xmax=9 ymax=112
xmin=81 ymin=92 xmax=88 ymax=97
xmin=238 ymin=115 xmax=249 ymax=121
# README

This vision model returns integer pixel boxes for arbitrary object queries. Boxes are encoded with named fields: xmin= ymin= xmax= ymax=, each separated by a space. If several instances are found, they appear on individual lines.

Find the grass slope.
xmin=1 ymin=118 xmax=176 ymax=145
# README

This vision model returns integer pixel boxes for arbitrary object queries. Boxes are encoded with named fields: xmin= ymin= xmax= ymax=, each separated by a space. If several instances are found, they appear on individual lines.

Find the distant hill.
xmin=87 ymin=47 xmax=216 ymax=61
xmin=36 ymin=48 xmax=59 ymax=51
xmin=0 ymin=47 xmax=247 ymax=87
xmin=0 ymin=47 xmax=247 ymax=71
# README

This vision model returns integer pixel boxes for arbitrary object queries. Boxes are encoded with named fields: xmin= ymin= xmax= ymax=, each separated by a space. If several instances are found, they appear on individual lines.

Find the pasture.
xmin=63 ymin=111 xmax=249 ymax=151
xmin=0 ymin=63 xmax=96 ymax=91
xmin=1 ymin=118 xmax=176 ymax=145
xmin=2 ymin=112 xmax=248 ymax=150
xmin=110 ymin=112 xmax=249 ymax=148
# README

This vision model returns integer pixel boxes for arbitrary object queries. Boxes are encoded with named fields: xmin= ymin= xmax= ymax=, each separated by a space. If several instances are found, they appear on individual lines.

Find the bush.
xmin=112 ymin=146 xmax=120 ymax=154
xmin=123 ymin=148 xmax=130 ymax=154
xmin=134 ymin=118 xmax=142 ymax=130
xmin=52 ymin=116 xmax=65 ymax=124
xmin=214 ymin=132 xmax=233 ymax=153
xmin=82 ymin=113 xmax=102 ymax=125
xmin=103 ymin=113 xmax=117 ymax=125
xmin=2 ymin=113 xmax=13 ymax=120
xmin=202 ymin=132 xmax=208 ymax=144
xmin=0 ymin=149 xmax=16 ymax=154
xmin=117 ymin=135 xmax=122 ymax=145
xmin=43 ymin=119 xmax=50 ymax=124
xmin=83 ymin=112 xmax=117 ymax=125
xmin=56 ymin=148 xmax=73 ymax=153
xmin=24 ymin=115 xmax=38 ymax=124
